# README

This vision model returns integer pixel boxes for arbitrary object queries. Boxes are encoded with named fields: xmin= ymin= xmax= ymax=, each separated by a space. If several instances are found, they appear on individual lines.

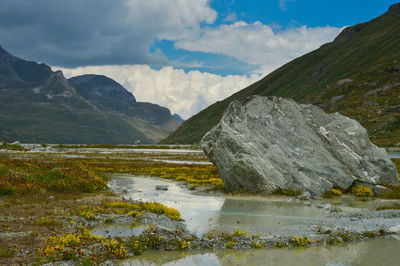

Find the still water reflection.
xmin=123 ymin=237 xmax=400 ymax=265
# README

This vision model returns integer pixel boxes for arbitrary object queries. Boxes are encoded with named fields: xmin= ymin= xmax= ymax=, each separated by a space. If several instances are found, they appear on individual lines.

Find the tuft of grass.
xmin=102 ymin=201 xmax=183 ymax=221
xmin=323 ymin=188 xmax=342 ymax=198
xmin=0 ymin=248 xmax=14 ymax=258
xmin=351 ymin=185 xmax=373 ymax=197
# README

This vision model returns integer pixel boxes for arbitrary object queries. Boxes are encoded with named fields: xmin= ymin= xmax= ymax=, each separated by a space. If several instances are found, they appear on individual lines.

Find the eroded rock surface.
xmin=201 ymin=96 xmax=398 ymax=196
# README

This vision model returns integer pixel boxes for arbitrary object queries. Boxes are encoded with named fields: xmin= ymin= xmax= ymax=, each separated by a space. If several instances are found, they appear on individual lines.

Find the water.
xmin=123 ymin=237 xmax=400 ymax=265
xmin=109 ymin=175 xmax=400 ymax=238
xmin=109 ymin=174 xmax=400 ymax=265
xmin=109 ymin=175 xmax=224 ymax=236
xmin=388 ymin=152 xmax=400 ymax=159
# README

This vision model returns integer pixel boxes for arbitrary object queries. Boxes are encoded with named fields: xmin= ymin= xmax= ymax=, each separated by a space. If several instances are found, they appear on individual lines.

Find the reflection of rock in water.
xmin=213 ymin=198 xmax=327 ymax=234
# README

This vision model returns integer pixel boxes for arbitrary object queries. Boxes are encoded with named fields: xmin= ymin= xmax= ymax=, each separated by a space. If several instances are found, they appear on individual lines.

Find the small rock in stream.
xmin=156 ymin=185 xmax=169 ymax=191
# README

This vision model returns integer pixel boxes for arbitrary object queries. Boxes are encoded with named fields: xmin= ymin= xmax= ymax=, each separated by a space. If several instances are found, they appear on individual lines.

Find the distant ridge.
xmin=173 ymin=113 xmax=184 ymax=123
xmin=0 ymin=47 xmax=180 ymax=144
xmin=162 ymin=3 xmax=400 ymax=147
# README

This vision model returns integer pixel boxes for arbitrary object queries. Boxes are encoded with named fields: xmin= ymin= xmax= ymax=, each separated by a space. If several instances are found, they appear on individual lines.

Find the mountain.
xmin=173 ymin=113 xmax=184 ymax=123
xmin=68 ymin=74 xmax=179 ymax=132
xmin=0 ymin=46 xmax=180 ymax=144
xmin=162 ymin=3 xmax=400 ymax=147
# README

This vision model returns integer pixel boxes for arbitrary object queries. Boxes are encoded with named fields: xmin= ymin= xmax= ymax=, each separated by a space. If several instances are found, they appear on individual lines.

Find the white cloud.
xmin=55 ymin=65 xmax=261 ymax=119
xmin=278 ymin=0 xmax=297 ymax=11
xmin=124 ymin=0 xmax=217 ymax=41
xmin=175 ymin=21 xmax=342 ymax=75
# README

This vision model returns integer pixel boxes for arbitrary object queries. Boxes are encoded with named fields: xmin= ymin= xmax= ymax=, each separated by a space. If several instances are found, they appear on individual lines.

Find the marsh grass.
xmin=90 ymin=160 xmax=224 ymax=189
xmin=102 ymin=201 xmax=183 ymax=221
xmin=0 ymin=248 xmax=14 ymax=258
xmin=0 ymin=143 xmax=27 ymax=151
xmin=53 ymin=144 xmax=200 ymax=150
xmin=0 ymin=155 xmax=107 ymax=195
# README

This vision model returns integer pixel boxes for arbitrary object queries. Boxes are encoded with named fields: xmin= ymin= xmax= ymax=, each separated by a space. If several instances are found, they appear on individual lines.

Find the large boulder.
xmin=201 ymin=96 xmax=398 ymax=196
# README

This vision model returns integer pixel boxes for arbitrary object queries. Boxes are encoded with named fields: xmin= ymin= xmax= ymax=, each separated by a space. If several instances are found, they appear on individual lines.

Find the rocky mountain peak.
xmin=68 ymin=74 xmax=136 ymax=106
xmin=0 ymin=45 xmax=11 ymax=58
xmin=388 ymin=3 xmax=400 ymax=14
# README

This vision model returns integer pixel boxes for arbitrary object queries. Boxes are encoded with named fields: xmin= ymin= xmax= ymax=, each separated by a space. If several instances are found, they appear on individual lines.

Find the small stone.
xmin=156 ymin=185 xmax=169 ymax=191
xmin=48 ymin=195 xmax=55 ymax=200
xmin=324 ymin=204 xmax=331 ymax=210
xmin=373 ymin=185 xmax=391 ymax=195
xmin=389 ymin=225 xmax=400 ymax=234
xmin=298 ymin=191 xmax=311 ymax=200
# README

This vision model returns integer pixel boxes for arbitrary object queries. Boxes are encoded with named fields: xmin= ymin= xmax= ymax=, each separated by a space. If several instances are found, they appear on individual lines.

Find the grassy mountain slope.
xmin=162 ymin=3 xmax=400 ymax=146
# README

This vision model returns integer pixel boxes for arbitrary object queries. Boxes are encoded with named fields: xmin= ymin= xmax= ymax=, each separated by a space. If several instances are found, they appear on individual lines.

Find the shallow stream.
xmin=109 ymin=174 xmax=400 ymax=265
xmin=123 ymin=237 xmax=400 ymax=266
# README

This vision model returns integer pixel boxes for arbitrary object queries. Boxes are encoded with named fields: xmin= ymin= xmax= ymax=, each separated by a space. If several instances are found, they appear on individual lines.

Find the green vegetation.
xmin=290 ymin=235 xmax=314 ymax=247
xmin=351 ymin=185 xmax=373 ymax=197
xmin=0 ymin=155 xmax=107 ymax=195
xmin=91 ymin=161 xmax=224 ymax=190
xmin=102 ymin=201 xmax=183 ymax=221
xmin=162 ymin=6 xmax=400 ymax=146
xmin=0 ymin=249 xmax=14 ymax=258
xmin=323 ymin=188 xmax=342 ymax=198
xmin=0 ymin=143 xmax=27 ymax=151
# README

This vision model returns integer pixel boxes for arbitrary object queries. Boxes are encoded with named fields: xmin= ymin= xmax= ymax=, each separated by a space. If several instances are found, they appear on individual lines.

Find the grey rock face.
xmin=201 ymin=96 xmax=398 ymax=196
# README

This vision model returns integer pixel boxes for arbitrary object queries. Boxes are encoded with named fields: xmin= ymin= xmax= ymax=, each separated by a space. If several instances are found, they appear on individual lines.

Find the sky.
xmin=0 ymin=0 xmax=398 ymax=119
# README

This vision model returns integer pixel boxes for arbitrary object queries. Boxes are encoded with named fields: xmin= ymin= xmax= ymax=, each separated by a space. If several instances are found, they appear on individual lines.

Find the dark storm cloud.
xmin=0 ymin=0 xmax=168 ymax=67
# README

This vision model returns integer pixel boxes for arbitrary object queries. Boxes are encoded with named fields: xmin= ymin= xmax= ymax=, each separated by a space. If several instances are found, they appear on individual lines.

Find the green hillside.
xmin=162 ymin=3 xmax=400 ymax=147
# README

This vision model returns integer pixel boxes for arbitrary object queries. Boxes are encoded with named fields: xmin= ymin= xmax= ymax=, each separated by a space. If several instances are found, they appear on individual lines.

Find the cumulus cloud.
xmin=0 ymin=0 xmax=216 ymax=67
xmin=55 ymin=65 xmax=261 ymax=119
xmin=175 ymin=21 xmax=342 ymax=74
